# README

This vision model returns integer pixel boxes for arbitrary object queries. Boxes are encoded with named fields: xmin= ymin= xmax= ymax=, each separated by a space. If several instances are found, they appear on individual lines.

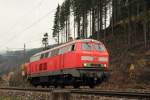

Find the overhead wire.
xmin=0 ymin=8 xmax=56 ymax=48
xmin=1 ymin=0 xmax=45 ymax=38
xmin=1 ymin=0 xmax=62 ymax=50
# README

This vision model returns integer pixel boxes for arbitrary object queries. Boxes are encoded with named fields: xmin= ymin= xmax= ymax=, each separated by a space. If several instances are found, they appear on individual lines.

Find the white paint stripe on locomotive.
xmin=32 ymin=39 xmax=101 ymax=57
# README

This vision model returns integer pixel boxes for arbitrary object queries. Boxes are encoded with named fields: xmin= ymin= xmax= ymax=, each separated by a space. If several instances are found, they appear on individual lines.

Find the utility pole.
xmin=23 ymin=44 xmax=26 ymax=64
xmin=42 ymin=33 xmax=49 ymax=50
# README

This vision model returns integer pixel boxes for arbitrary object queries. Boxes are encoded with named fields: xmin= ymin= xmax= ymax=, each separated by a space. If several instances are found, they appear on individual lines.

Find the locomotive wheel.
xmin=33 ymin=84 xmax=38 ymax=88
xmin=89 ymin=84 xmax=95 ymax=88
xmin=42 ymin=85 xmax=45 ymax=88
xmin=60 ymin=85 xmax=65 ymax=88
xmin=73 ymin=84 xmax=80 ymax=88
xmin=54 ymin=84 xmax=58 ymax=88
xmin=31 ymin=81 xmax=38 ymax=88
xmin=46 ymin=85 xmax=50 ymax=88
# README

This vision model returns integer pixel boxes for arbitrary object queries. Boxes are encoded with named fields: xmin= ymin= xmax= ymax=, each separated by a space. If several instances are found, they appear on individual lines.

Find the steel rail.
xmin=0 ymin=87 xmax=150 ymax=98
xmin=0 ymin=87 xmax=51 ymax=92
xmin=71 ymin=90 xmax=150 ymax=98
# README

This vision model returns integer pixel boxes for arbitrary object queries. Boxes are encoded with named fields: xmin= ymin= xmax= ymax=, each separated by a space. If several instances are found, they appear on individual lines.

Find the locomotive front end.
xmin=75 ymin=40 xmax=110 ymax=87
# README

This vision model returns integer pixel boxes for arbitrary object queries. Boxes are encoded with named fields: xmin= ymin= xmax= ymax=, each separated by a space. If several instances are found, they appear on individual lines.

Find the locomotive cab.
xmin=77 ymin=41 xmax=109 ymax=69
xmin=68 ymin=40 xmax=110 ymax=87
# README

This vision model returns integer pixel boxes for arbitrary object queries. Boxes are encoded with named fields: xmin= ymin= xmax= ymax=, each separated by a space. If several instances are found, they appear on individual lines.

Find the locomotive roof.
xmin=32 ymin=39 xmax=101 ymax=57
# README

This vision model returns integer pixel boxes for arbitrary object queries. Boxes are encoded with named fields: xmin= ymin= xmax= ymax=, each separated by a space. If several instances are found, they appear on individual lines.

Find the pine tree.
xmin=52 ymin=5 xmax=60 ymax=44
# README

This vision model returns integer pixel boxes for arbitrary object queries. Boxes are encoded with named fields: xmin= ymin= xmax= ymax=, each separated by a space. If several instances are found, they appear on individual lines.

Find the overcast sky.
xmin=0 ymin=0 xmax=64 ymax=52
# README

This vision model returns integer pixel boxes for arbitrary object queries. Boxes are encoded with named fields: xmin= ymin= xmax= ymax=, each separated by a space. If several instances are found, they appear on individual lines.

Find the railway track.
xmin=71 ymin=89 xmax=150 ymax=98
xmin=0 ymin=87 xmax=52 ymax=92
xmin=0 ymin=87 xmax=150 ymax=99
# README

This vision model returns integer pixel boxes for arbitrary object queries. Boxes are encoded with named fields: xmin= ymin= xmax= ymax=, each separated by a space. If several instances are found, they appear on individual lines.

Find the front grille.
xmin=91 ymin=64 xmax=103 ymax=67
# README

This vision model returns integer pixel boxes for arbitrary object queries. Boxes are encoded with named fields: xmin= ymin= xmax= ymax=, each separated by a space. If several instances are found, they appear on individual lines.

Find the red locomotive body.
xmin=26 ymin=39 xmax=110 ymax=88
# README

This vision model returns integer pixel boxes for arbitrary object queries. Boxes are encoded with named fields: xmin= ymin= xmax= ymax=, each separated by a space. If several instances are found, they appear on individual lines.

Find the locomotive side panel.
xmin=63 ymin=52 xmax=77 ymax=69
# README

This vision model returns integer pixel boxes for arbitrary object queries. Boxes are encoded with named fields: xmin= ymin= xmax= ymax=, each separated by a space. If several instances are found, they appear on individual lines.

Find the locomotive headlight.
xmin=81 ymin=56 xmax=94 ymax=61
xmin=83 ymin=63 xmax=88 ymax=67
xmin=104 ymin=64 xmax=107 ymax=67
xmin=99 ymin=57 xmax=108 ymax=62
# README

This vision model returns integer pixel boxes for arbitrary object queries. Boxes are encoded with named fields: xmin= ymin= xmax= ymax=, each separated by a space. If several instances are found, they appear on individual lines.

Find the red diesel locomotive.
xmin=26 ymin=39 xmax=110 ymax=88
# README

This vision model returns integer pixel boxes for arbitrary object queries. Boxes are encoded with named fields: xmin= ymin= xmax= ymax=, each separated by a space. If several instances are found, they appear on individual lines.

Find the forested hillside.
xmin=52 ymin=0 xmax=150 ymax=46
xmin=0 ymin=49 xmax=40 ymax=75
xmin=52 ymin=0 xmax=150 ymax=89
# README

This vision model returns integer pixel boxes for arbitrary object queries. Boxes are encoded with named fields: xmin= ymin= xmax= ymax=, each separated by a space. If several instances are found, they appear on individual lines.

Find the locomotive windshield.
xmin=94 ymin=44 xmax=106 ymax=52
xmin=81 ymin=42 xmax=106 ymax=52
xmin=82 ymin=43 xmax=93 ymax=51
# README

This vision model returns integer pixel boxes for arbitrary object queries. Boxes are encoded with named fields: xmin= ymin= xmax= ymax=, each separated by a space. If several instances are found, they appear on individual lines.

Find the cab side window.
xmin=59 ymin=44 xmax=76 ymax=55
xmin=45 ymin=52 xmax=49 ymax=57
xmin=71 ymin=44 xmax=75 ymax=51
xmin=51 ymin=49 xmax=59 ymax=56
xmin=40 ymin=54 xmax=45 ymax=59
xmin=30 ymin=55 xmax=40 ymax=62
xmin=59 ymin=47 xmax=64 ymax=54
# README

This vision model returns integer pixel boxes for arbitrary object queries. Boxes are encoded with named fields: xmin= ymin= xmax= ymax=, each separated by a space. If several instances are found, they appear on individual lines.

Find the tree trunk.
xmin=127 ymin=2 xmax=131 ymax=48
xmin=58 ymin=30 xmax=59 ymax=44
xmin=111 ymin=0 xmax=114 ymax=36
xmin=143 ymin=1 xmax=147 ymax=48
xmin=74 ymin=14 xmax=76 ymax=39
xmin=92 ymin=8 xmax=95 ymax=36
xmin=82 ymin=12 xmax=85 ymax=38
xmin=97 ymin=0 xmax=100 ymax=40
xmin=90 ymin=10 xmax=92 ymax=37
xmin=104 ymin=0 xmax=107 ymax=44
xmin=66 ymin=20 xmax=68 ymax=42
xmin=85 ymin=13 xmax=88 ymax=38
xmin=100 ymin=0 xmax=103 ymax=39
xmin=68 ymin=16 xmax=70 ymax=39
xmin=77 ymin=15 xmax=81 ymax=38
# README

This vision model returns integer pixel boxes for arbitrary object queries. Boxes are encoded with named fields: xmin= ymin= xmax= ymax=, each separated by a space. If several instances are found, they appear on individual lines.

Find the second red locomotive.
xmin=25 ymin=39 xmax=110 ymax=88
